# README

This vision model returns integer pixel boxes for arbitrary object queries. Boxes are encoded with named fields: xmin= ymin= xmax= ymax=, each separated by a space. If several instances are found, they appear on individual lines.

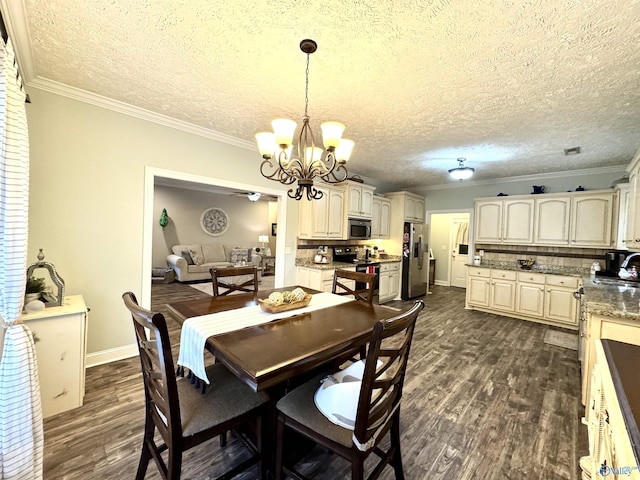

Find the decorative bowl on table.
xmin=518 ymin=259 xmax=535 ymax=270
xmin=258 ymin=289 xmax=312 ymax=313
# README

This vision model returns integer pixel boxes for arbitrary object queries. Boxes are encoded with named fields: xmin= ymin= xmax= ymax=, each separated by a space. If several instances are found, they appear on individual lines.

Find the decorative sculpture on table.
xmin=25 ymin=248 xmax=65 ymax=307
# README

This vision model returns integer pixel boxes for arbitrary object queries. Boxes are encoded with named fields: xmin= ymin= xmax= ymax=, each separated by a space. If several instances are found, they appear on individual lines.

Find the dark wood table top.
xmin=167 ymin=286 xmax=401 ymax=392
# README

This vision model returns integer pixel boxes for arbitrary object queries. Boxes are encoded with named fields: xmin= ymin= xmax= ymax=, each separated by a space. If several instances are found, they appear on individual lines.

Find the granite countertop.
xmin=582 ymin=276 xmax=640 ymax=320
xmin=467 ymin=261 xmax=588 ymax=277
xmin=296 ymin=255 xmax=402 ymax=270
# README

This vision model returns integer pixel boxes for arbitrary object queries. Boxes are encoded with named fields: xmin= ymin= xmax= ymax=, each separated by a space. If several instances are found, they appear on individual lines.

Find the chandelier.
xmin=448 ymin=157 xmax=475 ymax=180
xmin=255 ymin=39 xmax=353 ymax=201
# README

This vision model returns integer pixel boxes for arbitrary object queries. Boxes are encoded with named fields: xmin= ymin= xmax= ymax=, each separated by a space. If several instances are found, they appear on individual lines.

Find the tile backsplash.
xmin=475 ymin=244 xmax=612 ymax=269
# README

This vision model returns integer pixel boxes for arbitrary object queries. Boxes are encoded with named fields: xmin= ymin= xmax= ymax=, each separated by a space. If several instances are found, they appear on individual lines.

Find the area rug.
xmin=188 ymin=276 xmax=275 ymax=296
xmin=543 ymin=329 xmax=579 ymax=351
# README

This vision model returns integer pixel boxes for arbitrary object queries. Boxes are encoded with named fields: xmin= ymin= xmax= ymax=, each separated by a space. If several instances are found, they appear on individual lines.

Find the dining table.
xmin=167 ymin=285 xmax=401 ymax=392
xmin=167 ymin=285 xmax=404 ymax=477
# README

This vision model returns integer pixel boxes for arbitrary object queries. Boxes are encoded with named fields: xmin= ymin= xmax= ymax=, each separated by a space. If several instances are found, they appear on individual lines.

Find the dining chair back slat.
xmin=210 ymin=266 xmax=259 ymax=296
xmin=332 ymin=269 xmax=376 ymax=304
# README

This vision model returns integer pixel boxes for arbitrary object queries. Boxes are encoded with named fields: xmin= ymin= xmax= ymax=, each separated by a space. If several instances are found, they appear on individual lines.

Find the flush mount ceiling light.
xmin=448 ymin=157 xmax=475 ymax=181
xmin=246 ymin=192 xmax=262 ymax=202
xmin=255 ymin=39 xmax=353 ymax=201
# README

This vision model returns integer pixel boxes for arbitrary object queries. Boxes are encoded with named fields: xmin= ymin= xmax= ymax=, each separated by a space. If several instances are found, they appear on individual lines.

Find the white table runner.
xmin=177 ymin=292 xmax=354 ymax=384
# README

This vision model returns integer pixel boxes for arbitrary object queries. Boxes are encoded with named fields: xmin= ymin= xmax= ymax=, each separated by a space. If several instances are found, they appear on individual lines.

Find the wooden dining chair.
xmin=332 ymin=269 xmax=376 ymax=303
xmin=274 ymin=300 xmax=425 ymax=480
xmin=210 ymin=266 xmax=259 ymax=296
xmin=333 ymin=269 xmax=377 ymax=360
xmin=122 ymin=292 xmax=268 ymax=480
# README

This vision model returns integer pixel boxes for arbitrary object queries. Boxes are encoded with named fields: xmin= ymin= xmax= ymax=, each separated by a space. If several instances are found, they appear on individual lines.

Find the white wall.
xmin=152 ymin=185 xmax=270 ymax=266
xmin=26 ymin=88 xmax=299 ymax=359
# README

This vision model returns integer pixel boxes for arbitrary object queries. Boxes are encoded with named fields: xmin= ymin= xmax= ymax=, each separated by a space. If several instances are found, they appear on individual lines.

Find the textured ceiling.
xmin=6 ymin=0 xmax=640 ymax=188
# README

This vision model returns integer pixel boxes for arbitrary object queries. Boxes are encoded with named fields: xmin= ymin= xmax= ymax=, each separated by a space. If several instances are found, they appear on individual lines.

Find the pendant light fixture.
xmin=448 ymin=157 xmax=475 ymax=180
xmin=255 ymin=39 xmax=353 ymax=201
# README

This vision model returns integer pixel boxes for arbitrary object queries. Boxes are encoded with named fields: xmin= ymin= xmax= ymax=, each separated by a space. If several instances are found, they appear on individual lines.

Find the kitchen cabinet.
xmin=615 ymin=183 xmax=630 ymax=250
xmin=474 ymin=200 xmax=502 ymax=243
xmin=21 ymin=295 xmax=88 ymax=418
xmin=298 ymin=183 xmax=345 ymax=239
xmin=475 ymin=190 xmax=617 ymax=248
xmin=515 ymin=272 xmax=545 ymax=317
xmin=371 ymin=197 xmax=391 ymax=239
xmin=534 ymin=196 xmax=571 ymax=245
xmin=580 ymin=340 xmax=640 ymax=480
xmin=570 ymin=192 xmax=616 ymax=247
xmin=387 ymin=191 xmax=425 ymax=223
xmin=543 ymin=275 xmax=579 ymax=326
xmin=581 ymin=312 xmax=640 ymax=406
xmin=474 ymin=197 xmax=540 ymax=244
xmin=379 ymin=262 xmax=400 ymax=303
xmin=622 ymin=148 xmax=640 ymax=249
xmin=346 ymin=181 xmax=375 ymax=219
xmin=466 ymin=268 xmax=491 ymax=308
xmin=489 ymin=270 xmax=516 ymax=312
xmin=466 ymin=266 xmax=580 ymax=329
xmin=296 ymin=266 xmax=355 ymax=293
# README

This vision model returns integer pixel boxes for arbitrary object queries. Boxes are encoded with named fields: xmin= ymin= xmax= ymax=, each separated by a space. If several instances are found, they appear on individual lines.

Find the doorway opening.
xmin=426 ymin=210 xmax=473 ymax=288
xmin=140 ymin=167 xmax=288 ymax=308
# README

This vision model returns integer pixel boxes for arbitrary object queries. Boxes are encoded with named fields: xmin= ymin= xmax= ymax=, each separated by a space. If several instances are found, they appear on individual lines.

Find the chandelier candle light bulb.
xmin=256 ymin=38 xmax=353 ymax=201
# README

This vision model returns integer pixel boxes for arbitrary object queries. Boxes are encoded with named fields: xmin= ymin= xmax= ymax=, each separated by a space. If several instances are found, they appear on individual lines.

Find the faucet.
xmin=621 ymin=253 xmax=640 ymax=269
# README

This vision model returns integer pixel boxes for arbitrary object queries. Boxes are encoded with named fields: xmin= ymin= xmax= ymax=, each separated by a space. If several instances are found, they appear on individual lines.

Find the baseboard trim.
xmin=86 ymin=344 xmax=138 ymax=368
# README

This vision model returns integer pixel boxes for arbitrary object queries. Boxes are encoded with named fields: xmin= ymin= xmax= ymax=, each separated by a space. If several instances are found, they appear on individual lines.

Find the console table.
xmin=21 ymin=295 xmax=89 ymax=418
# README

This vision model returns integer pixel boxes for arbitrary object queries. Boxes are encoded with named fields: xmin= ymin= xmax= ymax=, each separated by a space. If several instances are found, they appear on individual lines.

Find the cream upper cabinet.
xmin=502 ymin=199 xmax=534 ymax=244
xmin=623 ymin=150 xmax=640 ymax=248
xmin=371 ymin=197 xmax=391 ymax=239
xmin=346 ymin=182 xmax=374 ymax=219
xmin=534 ymin=196 xmax=571 ymax=245
xmin=474 ymin=200 xmax=502 ymax=243
xmin=405 ymin=195 xmax=425 ymax=222
xmin=615 ymin=183 xmax=630 ymax=250
xmin=570 ymin=192 xmax=616 ymax=247
xmin=298 ymin=183 xmax=345 ymax=239
xmin=476 ymin=190 xmax=617 ymax=248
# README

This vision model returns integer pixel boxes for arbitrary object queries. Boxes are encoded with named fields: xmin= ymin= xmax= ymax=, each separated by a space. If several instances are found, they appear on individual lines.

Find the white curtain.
xmin=455 ymin=221 xmax=469 ymax=246
xmin=0 ymin=38 xmax=43 ymax=479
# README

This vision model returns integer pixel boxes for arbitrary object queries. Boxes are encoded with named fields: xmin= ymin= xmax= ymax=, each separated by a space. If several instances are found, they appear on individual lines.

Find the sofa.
xmin=167 ymin=244 xmax=262 ymax=282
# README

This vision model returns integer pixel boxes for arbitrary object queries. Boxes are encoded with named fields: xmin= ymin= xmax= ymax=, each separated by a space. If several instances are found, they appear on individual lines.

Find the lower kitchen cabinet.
xmin=466 ymin=266 xmax=579 ymax=329
xmin=466 ymin=268 xmax=490 ymax=307
xmin=296 ymin=266 xmax=355 ymax=293
xmin=544 ymin=276 xmax=579 ymax=326
xmin=21 ymin=295 xmax=89 ymax=418
xmin=581 ymin=340 xmax=640 ymax=479
xmin=489 ymin=270 xmax=516 ymax=312
xmin=378 ymin=262 xmax=400 ymax=303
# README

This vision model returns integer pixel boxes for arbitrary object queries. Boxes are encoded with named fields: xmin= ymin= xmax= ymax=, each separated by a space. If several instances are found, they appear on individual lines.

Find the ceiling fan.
xmin=231 ymin=191 xmax=278 ymax=202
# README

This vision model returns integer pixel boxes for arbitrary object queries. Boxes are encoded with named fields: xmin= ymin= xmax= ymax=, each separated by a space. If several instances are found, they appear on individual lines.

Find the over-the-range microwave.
xmin=348 ymin=218 xmax=372 ymax=240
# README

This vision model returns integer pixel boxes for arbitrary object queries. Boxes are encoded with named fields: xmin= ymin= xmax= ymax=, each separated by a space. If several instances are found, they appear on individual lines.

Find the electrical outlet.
xmin=479 ymin=250 xmax=485 ymax=256
xmin=285 ymin=246 xmax=292 ymax=254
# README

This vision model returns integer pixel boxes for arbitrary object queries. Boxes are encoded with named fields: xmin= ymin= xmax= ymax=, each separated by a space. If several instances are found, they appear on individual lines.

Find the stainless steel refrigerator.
xmin=401 ymin=222 xmax=429 ymax=299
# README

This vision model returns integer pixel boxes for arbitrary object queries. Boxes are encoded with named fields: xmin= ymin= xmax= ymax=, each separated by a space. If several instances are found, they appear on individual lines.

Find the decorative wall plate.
xmin=200 ymin=207 xmax=229 ymax=236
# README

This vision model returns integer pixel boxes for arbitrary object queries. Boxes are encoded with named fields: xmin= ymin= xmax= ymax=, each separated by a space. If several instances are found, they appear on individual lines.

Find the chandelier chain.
xmin=304 ymin=52 xmax=310 ymax=118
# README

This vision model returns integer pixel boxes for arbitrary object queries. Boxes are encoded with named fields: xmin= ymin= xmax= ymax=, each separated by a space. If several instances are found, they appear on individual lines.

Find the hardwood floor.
xmin=42 ymin=283 xmax=588 ymax=479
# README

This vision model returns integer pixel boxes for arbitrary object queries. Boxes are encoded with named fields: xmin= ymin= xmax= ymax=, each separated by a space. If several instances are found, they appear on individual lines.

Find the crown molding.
xmin=1 ymin=0 xmax=36 ymax=81
xmin=421 ymin=164 xmax=629 ymax=191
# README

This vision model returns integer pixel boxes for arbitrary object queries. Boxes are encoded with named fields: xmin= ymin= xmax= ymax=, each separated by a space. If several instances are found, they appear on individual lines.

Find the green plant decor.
xmin=25 ymin=276 xmax=46 ymax=294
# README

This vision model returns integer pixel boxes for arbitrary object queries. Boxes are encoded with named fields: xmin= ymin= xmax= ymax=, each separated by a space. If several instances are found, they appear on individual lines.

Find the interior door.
xmin=450 ymin=219 xmax=469 ymax=288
